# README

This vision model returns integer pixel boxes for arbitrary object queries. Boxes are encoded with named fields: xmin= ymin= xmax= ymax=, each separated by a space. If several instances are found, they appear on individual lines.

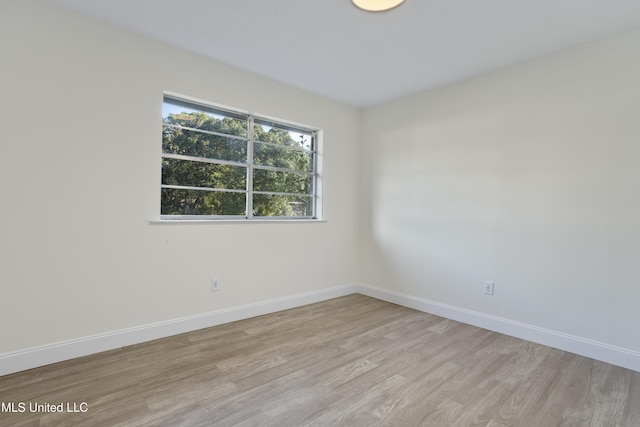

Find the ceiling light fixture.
xmin=352 ymin=0 xmax=405 ymax=12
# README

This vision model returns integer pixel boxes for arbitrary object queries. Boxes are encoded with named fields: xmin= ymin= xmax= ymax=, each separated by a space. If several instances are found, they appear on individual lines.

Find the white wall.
xmin=2 ymin=0 xmax=639 ymax=373
xmin=0 ymin=1 xmax=360 ymax=355
xmin=360 ymin=27 xmax=640 ymax=354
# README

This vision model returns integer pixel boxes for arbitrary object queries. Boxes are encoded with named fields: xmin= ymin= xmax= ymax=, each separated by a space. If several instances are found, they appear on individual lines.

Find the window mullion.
xmin=246 ymin=116 xmax=255 ymax=219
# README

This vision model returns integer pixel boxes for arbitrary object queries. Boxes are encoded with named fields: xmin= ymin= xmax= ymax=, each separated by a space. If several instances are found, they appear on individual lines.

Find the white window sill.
xmin=149 ymin=219 xmax=327 ymax=225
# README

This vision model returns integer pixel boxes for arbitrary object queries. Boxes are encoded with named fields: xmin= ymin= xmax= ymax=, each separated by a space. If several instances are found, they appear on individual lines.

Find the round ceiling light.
xmin=352 ymin=0 xmax=405 ymax=12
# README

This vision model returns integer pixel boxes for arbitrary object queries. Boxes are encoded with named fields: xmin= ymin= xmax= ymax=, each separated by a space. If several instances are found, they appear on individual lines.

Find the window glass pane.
xmin=161 ymin=188 xmax=246 ymax=216
xmin=253 ymin=121 xmax=313 ymax=151
xmin=161 ymin=95 xmax=319 ymax=219
xmin=163 ymin=98 xmax=247 ymax=137
xmin=162 ymin=126 xmax=247 ymax=163
xmin=254 ymin=142 xmax=312 ymax=171
xmin=253 ymin=169 xmax=312 ymax=195
xmin=253 ymin=194 xmax=313 ymax=217
xmin=162 ymin=158 xmax=246 ymax=190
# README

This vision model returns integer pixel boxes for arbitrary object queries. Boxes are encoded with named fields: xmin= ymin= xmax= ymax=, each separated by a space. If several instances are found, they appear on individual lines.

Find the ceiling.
xmin=47 ymin=0 xmax=640 ymax=108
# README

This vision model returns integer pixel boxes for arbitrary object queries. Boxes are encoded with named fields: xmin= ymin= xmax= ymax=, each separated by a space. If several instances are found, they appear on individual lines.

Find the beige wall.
xmin=0 ymin=1 xmax=360 ymax=354
xmin=2 ymin=0 xmax=639 ymax=363
xmin=360 ymin=27 xmax=640 ymax=352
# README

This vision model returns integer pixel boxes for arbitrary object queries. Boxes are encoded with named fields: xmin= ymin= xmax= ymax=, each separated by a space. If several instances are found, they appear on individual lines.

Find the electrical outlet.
xmin=211 ymin=277 xmax=220 ymax=292
xmin=483 ymin=281 xmax=494 ymax=295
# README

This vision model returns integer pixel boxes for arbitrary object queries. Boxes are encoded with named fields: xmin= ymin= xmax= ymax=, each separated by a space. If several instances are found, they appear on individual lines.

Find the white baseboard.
xmin=3 ymin=282 xmax=638 ymax=376
xmin=357 ymin=283 xmax=640 ymax=372
xmin=0 ymin=284 xmax=358 ymax=376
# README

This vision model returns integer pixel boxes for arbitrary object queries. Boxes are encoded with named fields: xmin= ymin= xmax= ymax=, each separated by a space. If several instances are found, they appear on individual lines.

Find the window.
xmin=161 ymin=94 xmax=321 ymax=220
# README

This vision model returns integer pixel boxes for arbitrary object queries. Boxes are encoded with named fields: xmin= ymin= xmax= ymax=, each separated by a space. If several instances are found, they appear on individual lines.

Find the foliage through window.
xmin=161 ymin=95 xmax=320 ymax=219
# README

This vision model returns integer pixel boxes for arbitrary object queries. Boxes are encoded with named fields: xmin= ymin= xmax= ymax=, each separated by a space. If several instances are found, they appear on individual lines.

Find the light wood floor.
xmin=1 ymin=294 xmax=639 ymax=426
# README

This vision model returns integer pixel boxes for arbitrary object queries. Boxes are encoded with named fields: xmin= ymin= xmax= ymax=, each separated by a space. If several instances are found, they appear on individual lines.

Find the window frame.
xmin=161 ymin=93 xmax=322 ymax=221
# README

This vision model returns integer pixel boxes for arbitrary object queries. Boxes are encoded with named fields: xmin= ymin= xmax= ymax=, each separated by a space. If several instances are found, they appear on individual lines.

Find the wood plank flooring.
xmin=1 ymin=294 xmax=639 ymax=426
